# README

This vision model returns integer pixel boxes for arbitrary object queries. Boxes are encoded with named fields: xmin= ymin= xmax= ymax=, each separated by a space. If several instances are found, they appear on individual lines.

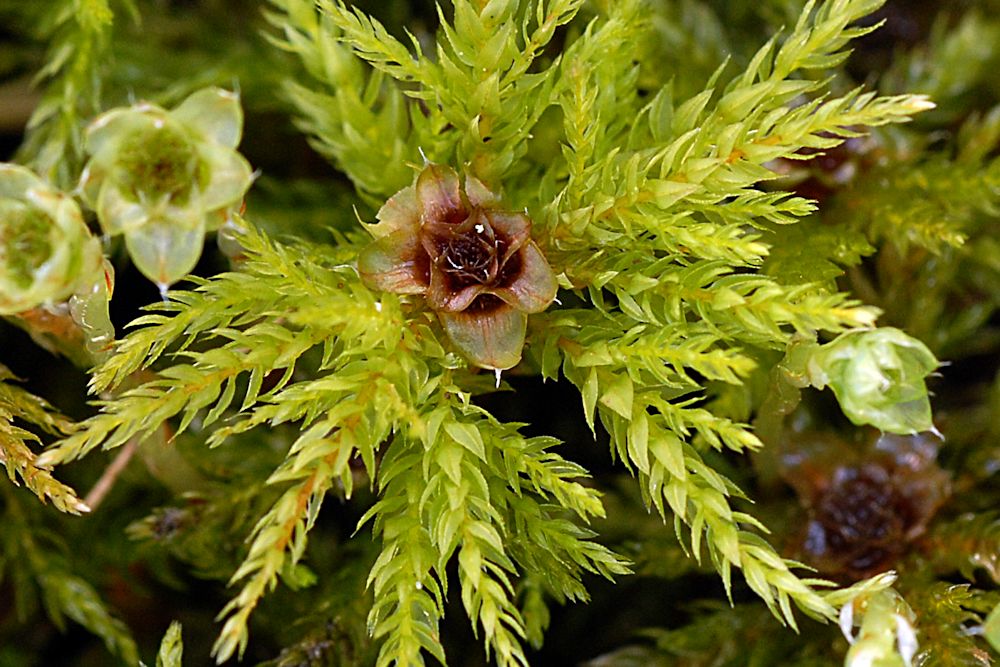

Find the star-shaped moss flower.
xmin=359 ymin=164 xmax=558 ymax=370
xmin=809 ymin=328 xmax=938 ymax=435
xmin=0 ymin=164 xmax=103 ymax=314
xmin=79 ymin=88 xmax=253 ymax=288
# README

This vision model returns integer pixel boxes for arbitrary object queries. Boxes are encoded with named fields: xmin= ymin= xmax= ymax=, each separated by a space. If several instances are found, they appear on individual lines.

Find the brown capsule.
xmin=781 ymin=431 xmax=950 ymax=582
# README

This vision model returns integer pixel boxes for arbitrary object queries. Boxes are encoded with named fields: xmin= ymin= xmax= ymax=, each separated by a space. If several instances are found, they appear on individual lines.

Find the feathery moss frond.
xmin=42 ymin=217 xmax=628 ymax=664
xmin=14 ymin=0 xmax=128 ymax=187
xmin=154 ymin=622 xmax=183 ymax=667
xmin=839 ymin=155 xmax=999 ymax=253
xmin=928 ymin=513 xmax=1000 ymax=585
xmin=0 ymin=366 xmax=87 ymax=514
xmin=906 ymin=583 xmax=996 ymax=667
xmin=1 ymin=486 xmax=138 ymax=664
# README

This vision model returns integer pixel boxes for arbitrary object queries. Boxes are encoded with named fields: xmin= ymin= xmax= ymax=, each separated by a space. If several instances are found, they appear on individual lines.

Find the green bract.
xmin=79 ymin=88 xmax=253 ymax=287
xmin=0 ymin=163 xmax=103 ymax=314
xmin=809 ymin=328 xmax=939 ymax=435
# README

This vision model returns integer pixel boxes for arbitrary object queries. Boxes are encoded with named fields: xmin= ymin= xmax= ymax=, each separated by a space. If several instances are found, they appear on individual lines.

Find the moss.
xmin=1 ymin=204 xmax=53 ymax=289
xmin=115 ymin=125 xmax=200 ymax=203
xmin=0 ymin=0 xmax=998 ymax=665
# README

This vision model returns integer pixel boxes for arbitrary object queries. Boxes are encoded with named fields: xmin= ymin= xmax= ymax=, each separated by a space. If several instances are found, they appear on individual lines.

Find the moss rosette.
xmin=359 ymin=164 xmax=558 ymax=370
xmin=0 ymin=164 xmax=103 ymax=315
xmin=810 ymin=327 xmax=939 ymax=435
xmin=80 ymin=88 xmax=253 ymax=286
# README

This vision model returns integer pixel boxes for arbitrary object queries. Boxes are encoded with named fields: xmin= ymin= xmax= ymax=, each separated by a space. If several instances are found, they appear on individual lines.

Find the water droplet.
xmin=374 ymin=301 xmax=383 ymax=312
xmin=415 ymin=581 xmax=422 ymax=590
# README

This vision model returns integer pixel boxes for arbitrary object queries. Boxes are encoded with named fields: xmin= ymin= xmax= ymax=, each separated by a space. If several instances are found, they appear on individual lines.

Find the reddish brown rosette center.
xmin=781 ymin=431 xmax=950 ymax=582
xmin=805 ymin=466 xmax=912 ymax=575
xmin=421 ymin=209 xmax=525 ymax=312
xmin=440 ymin=233 xmax=497 ymax=282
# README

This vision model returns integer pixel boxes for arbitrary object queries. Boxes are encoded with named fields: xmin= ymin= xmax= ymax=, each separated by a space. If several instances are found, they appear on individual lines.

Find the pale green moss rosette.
xmin=79 ymin=88 xmax=253 ymax=287
xmin=809 ymin=328 xmax=939 ymax=434
xmin=0 ymin=163 xmax=104 ymax=314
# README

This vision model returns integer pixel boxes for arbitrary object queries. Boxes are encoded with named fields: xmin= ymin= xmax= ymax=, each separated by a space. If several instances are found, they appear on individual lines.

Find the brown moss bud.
xmin=358 ymin=164 xmax=558 ymax=370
